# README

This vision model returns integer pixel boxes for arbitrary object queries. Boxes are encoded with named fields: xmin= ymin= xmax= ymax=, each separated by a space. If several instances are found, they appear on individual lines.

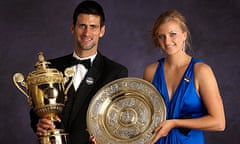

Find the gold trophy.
xmin=13 ymin=52 xmax=74 ymax=144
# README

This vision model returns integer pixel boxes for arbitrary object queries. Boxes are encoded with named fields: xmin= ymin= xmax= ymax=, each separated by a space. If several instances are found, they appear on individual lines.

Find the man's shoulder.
xmin=48 ymin=53 xmax=73 ymax=63
xmin=47 ymin=53 xmax=73 ymax=71
xmin=96 ymin=53 xmax=128 ymax=78
xmin=100 ymin=54 xmax=127 ymax=70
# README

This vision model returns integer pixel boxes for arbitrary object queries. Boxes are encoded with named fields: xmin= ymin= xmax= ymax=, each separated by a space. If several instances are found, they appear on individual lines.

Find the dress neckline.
xmin=161 ymin=57 xmax=193 ymax=103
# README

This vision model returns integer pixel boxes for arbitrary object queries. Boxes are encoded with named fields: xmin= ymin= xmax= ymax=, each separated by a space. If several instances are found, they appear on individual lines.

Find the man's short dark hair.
xmin=73 ymin=0 xmax=105 ymax=27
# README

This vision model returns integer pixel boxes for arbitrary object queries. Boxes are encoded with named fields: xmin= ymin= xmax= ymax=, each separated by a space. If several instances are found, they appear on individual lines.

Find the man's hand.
xmin=36 ymin=116 xmax=61 ymax=136
xmin=89 ymin=135 xmax=97 ymax=144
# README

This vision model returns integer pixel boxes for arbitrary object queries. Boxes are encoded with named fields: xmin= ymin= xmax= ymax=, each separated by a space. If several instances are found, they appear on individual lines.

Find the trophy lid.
xmin=26 ymin=52 xmax=64 ymax=86
xmin=34 ymin=51 xmax=51 ymax=71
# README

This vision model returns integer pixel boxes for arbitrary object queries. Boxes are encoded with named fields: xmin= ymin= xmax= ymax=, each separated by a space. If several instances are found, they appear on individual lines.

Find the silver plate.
xmin=87 ymin=77 xmax=166 ymax=144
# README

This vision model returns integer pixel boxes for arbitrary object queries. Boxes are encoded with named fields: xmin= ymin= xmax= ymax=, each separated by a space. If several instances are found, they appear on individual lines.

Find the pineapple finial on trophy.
xmin=35 ymin=52 xmax=50 ymax=70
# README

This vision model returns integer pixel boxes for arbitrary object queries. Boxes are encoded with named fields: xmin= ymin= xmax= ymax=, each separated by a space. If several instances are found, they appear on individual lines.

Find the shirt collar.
xmin=72 ymin=51 xmax=97 ymax=64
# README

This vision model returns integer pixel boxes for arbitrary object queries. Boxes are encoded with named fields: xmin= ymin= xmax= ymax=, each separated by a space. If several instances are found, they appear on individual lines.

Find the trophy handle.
xmin=13 ymin=73 xmax=32 ymax=106
xmin=63 ymin=68 xmax=75 ymax=95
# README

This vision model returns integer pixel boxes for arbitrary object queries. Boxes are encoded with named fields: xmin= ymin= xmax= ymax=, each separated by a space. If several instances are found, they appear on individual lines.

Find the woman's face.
xmin=157 ymin=20 xmax=187 ymax=56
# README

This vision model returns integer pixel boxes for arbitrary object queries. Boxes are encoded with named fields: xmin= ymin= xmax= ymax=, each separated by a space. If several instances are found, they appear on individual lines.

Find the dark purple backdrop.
xmin=1 ymin=0 xmax=239 ymax=143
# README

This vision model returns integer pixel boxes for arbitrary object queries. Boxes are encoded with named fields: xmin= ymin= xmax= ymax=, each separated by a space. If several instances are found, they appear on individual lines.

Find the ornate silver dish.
xmin=87 ymin=77 xmax=166 ymax=144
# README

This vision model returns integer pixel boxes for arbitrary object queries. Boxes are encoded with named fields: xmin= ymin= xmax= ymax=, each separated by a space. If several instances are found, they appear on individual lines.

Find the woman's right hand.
xmin=151 ymin=120 xmax=176 ymax=144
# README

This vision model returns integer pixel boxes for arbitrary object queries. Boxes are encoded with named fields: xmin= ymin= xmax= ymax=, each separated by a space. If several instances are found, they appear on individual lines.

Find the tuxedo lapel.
xmin=62 ymin=85 xmax=75 ymax=127
xmin=67 ymin=54 xmax=104 ymax=128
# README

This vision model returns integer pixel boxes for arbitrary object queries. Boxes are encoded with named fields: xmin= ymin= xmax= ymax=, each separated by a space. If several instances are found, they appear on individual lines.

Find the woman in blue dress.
xmin=143 ymin=10 xmax=225 ymax=144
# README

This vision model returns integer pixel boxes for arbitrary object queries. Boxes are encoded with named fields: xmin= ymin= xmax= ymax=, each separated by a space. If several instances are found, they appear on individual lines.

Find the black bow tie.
xmin=70 ymin=58 xmax=91 ymax=69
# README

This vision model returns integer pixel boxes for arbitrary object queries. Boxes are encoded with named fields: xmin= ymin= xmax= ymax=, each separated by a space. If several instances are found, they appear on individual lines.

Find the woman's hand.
xmin=151 ymin=120 xmax=176 ymax=144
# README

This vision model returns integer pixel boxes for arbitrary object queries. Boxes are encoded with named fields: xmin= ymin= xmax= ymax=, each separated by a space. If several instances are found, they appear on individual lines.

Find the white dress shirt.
xmin=72 ymin=52 xmax=97 ymax=90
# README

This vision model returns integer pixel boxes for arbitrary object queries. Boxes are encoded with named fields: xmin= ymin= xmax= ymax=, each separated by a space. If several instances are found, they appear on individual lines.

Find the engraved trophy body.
xmin=87 ymin=77 xmax=166 ymax=144
xmin=13 ymin=52 xmax=74 ymax=144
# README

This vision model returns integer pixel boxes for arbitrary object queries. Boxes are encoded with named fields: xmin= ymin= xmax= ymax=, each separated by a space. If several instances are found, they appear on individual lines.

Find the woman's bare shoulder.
xmin=194 ymin=62 xmax=217 ymax=91
xmin=194 ymin=62 xmax=213 ymax=77
xmin=143 ymin=62 xmax=159 ymax=82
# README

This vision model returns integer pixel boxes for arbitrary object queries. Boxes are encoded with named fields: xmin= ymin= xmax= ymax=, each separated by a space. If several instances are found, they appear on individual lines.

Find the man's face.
xmin=72 ymin=14 xmax=105 ymax=54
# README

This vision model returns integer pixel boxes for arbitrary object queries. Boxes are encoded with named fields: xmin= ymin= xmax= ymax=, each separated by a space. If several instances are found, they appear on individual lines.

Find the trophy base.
xmin=39 ymin=129 xmax=68 ymax=144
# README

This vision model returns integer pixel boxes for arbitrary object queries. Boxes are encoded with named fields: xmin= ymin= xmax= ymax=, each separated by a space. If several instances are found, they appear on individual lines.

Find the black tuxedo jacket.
xmin=30 ymin=52 xmax=128 ymax=144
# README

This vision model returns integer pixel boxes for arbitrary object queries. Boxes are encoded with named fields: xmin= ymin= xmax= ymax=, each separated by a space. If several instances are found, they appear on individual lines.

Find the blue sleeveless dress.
xmin=152 ymin=58 xmax=207 ymax=144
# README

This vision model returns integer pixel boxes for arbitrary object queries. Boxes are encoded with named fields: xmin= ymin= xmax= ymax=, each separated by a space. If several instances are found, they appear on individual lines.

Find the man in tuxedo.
xmin=30 ymin=1 xmax=128 ymax=143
